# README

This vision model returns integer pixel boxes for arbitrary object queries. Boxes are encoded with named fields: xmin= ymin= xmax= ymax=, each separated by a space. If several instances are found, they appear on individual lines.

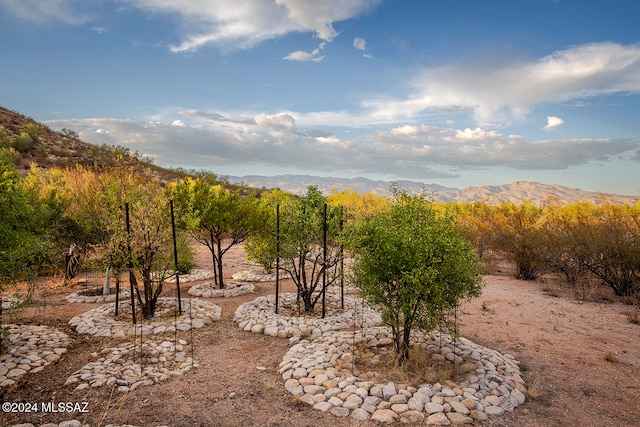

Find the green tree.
xmin=245 ymin=188 xmax=294 ymax=273
xmin=62 ymin=165 xmax=190 ymax=318
xmin=249 ymin=186 xmax=343 ymax=313
xmin=0 ymin=151 xmax=32 ymax=282
xmin=0 ymin=156 xmax=67 ymax=284
xmin=345 ymin=192 xmax=482 ymax=365
xmin=279 ymin=186 xmax=343 ymax=313
xmin=169 ymin=177 xmax=267 ymax=289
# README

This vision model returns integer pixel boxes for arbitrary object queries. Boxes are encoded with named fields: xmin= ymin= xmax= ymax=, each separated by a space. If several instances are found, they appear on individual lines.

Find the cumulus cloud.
xmin=254 ymin=113 xmax=297 ymax=131
xmin=283 ymin=42 xmax=326 ymax=62
xmin=363 ymin=42 xmax=640 ymax=125
xmin=544 ymin=116 xmax=565 ymax=131
xmin=353 ymin=37 xmax=372 ymax=59
xmin=0 ymin=0 xmax=93 ymax=24
xmin=114 ymin=0 xmax=380 ymax=53
xmin=45 ymin=109 xmax=640 ymax=180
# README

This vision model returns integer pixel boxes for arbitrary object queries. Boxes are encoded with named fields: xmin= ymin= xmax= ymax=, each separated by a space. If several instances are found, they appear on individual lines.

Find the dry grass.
xmin=626 ymin=309 xmax=640 ymax=325
xmin=350 ymin=343 xmax=475 ymax=387
xmin=540 ymin=281 xmax=562 ymax=298
xmin=524 ymin=373 xmax=544 ymax=400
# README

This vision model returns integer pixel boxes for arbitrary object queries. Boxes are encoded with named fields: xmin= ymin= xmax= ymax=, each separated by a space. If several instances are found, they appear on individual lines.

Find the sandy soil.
xmin=2 ymin=244 xmax=639 ymax=427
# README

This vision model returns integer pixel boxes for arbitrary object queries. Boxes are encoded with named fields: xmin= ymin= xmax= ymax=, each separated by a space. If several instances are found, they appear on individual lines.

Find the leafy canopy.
xmin=345 ymin=192 xmax=482 ymax=363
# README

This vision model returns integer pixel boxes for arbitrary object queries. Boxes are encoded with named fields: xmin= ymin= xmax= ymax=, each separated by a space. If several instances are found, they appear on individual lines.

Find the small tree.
xmin=345 ymin=191 xmax=482 ymax=365
xmin=280 ymin=187 xmax=344 ymax=313
xmin=64 ymin=165 xmax=186 ymax=319
xmin=488 ymin=201 xmax=549 ymax=280
xmin=106 ymin=182 xmax=176 ymax=320
xmin=245 ymin=188 xmax=294 ymax=273
xmin=169 ymin=177 xmax=267 ymax=289
xmin=248 ymin=186 xmax=343 ymax=313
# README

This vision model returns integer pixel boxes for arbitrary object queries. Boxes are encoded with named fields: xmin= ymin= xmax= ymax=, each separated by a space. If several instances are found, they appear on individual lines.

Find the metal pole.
xmin=275 ymin=204 xmax=280 ymax=315
xmin=115 ymin=276 xmax=120 ymax=316
xmin=340 ymin=206 xmax=344 ymax=309
xmin=125 ymin=202 xmax=136 ymax=325
xmin=170 ymin=200 xmax=183 ymax=314
xmin=322 ymin=203 xmax=327 ymax=319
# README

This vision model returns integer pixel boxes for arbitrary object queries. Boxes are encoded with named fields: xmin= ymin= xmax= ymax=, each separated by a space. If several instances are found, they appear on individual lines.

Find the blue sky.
xmin=1 ymin=0 xmax=639 ymax=195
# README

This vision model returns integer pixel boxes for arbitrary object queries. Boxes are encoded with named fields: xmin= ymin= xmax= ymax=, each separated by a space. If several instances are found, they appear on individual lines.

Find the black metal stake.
xmin=275 ymin=204 xmax=280 ymax=315
xmin=322 ymin=203 xmax=327 ymax=319
xmin=125 ymin=202 xmax=136 ymax=325
xmin=339 ymin=206 xmax=344 ymax=309
xmin=170 ymin=200 xmax=182 ymax=314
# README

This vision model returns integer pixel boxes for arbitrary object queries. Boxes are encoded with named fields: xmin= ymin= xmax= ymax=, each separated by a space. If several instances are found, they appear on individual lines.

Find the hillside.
xmin=231 ymin=174 xmax=639 ymax=205
xmin=0 ymin=105 xmax=187 ymax=183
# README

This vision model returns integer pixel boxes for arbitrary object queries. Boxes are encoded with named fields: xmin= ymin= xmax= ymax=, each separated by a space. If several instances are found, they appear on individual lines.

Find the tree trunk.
xmin=216 ymin=239 xmax=225 ymax=289
xmin=400 ymin=323 xmax=412 ymax=365
xmin=301 ymin=289 xmax=314 ymax=313
xmin=211 ymin=250 xmax=218 ymax=286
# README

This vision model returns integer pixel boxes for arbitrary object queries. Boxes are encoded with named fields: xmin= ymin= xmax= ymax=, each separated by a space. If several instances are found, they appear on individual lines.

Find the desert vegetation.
xmin=1 ymin=113 xmax=640 ymax=426
xmin=2 ymin=135 xmax=640 ymax=334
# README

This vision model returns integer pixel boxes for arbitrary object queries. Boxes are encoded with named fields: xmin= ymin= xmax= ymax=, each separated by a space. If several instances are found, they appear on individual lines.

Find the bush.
xmin=24 ymin=122 xmax=47 ymax=140
xmin=0 ymin=126 xmax=10 ymax=148
xmin=12 ymin=132 xmax=33 ymax=153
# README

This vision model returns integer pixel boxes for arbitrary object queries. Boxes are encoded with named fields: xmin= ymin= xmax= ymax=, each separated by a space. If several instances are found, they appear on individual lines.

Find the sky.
xmin=1 ymin=0 xmax=639 ymax=195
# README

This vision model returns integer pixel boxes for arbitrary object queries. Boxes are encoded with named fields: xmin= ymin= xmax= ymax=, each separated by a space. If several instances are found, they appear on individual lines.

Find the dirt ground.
xmin=2 ymin=244 xmax=639 ymax=427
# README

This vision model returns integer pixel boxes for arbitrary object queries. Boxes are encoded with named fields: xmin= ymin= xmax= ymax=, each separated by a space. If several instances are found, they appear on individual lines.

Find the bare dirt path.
xmin=2 ymin=244 xmax=639 ymax=426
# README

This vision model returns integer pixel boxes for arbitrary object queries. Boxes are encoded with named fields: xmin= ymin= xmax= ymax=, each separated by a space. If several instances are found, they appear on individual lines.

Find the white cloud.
xmin=115 ymin=0 xmax=380 ymax=52
xmin=254 ymin=113 xmax=296 ymax=131
xmin=45 ymin=111 xmax=640 ymax=180
xmin=353 ymin=36 xmax=372 ymax=59
xmin=283 ymin=42 xmax=326 ymax=62
xmin=363 ymin=42 xmax=640 ymax=125
xmin=543 ymin=116 xmax=565 ymax=131
xmin=275 ymin=0 xmax=379 ymax=42
xmin=454 ymin=128 xmax=502 ymax=141
xmin=0 ymin=0 xmax=92 ymax=25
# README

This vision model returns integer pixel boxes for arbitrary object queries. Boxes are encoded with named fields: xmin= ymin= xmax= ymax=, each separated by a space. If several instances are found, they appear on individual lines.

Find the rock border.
xmin=234 ymin=294 xmax=526 ymax=423
xmin=0 ymin=324 xmax=71 ymax=387
xmin=65 ymin=289 xmax=131 ymax=304
xmin=68 ymin=297 xmax=221 ymax=337
xmin=233 ymin=292 xmax=382 ymax=339
xmin=164 ymin=269 xmax=216 ymax=283
xmin=65 ymin=337 xmax=197 ymax=393
xmin=231 ymin=269 xmax=291 ymax=282
xmin=188 ymin=281 xmax=255 ymax=298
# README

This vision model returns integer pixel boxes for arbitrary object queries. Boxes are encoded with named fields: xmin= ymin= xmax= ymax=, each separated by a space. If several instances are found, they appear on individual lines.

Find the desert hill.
xmin=231 ymin=175 xmax=639 ymax=205
xmin=0 ymin=105 xmax=187 ymax=183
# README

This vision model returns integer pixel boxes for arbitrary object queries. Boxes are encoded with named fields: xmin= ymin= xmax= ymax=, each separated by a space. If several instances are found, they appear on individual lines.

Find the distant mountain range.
xmin=0 ymin=106 xmax=636 ymax=206
xmin=230 ymin=174 xmax=638 ymax=205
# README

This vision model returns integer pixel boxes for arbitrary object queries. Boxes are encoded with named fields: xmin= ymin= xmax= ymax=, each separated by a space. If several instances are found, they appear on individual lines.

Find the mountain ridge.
xmin=1 ymin=105 xmax=636 ymax=205
xmin=230 ymin=174 xmax=638 ymax=205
